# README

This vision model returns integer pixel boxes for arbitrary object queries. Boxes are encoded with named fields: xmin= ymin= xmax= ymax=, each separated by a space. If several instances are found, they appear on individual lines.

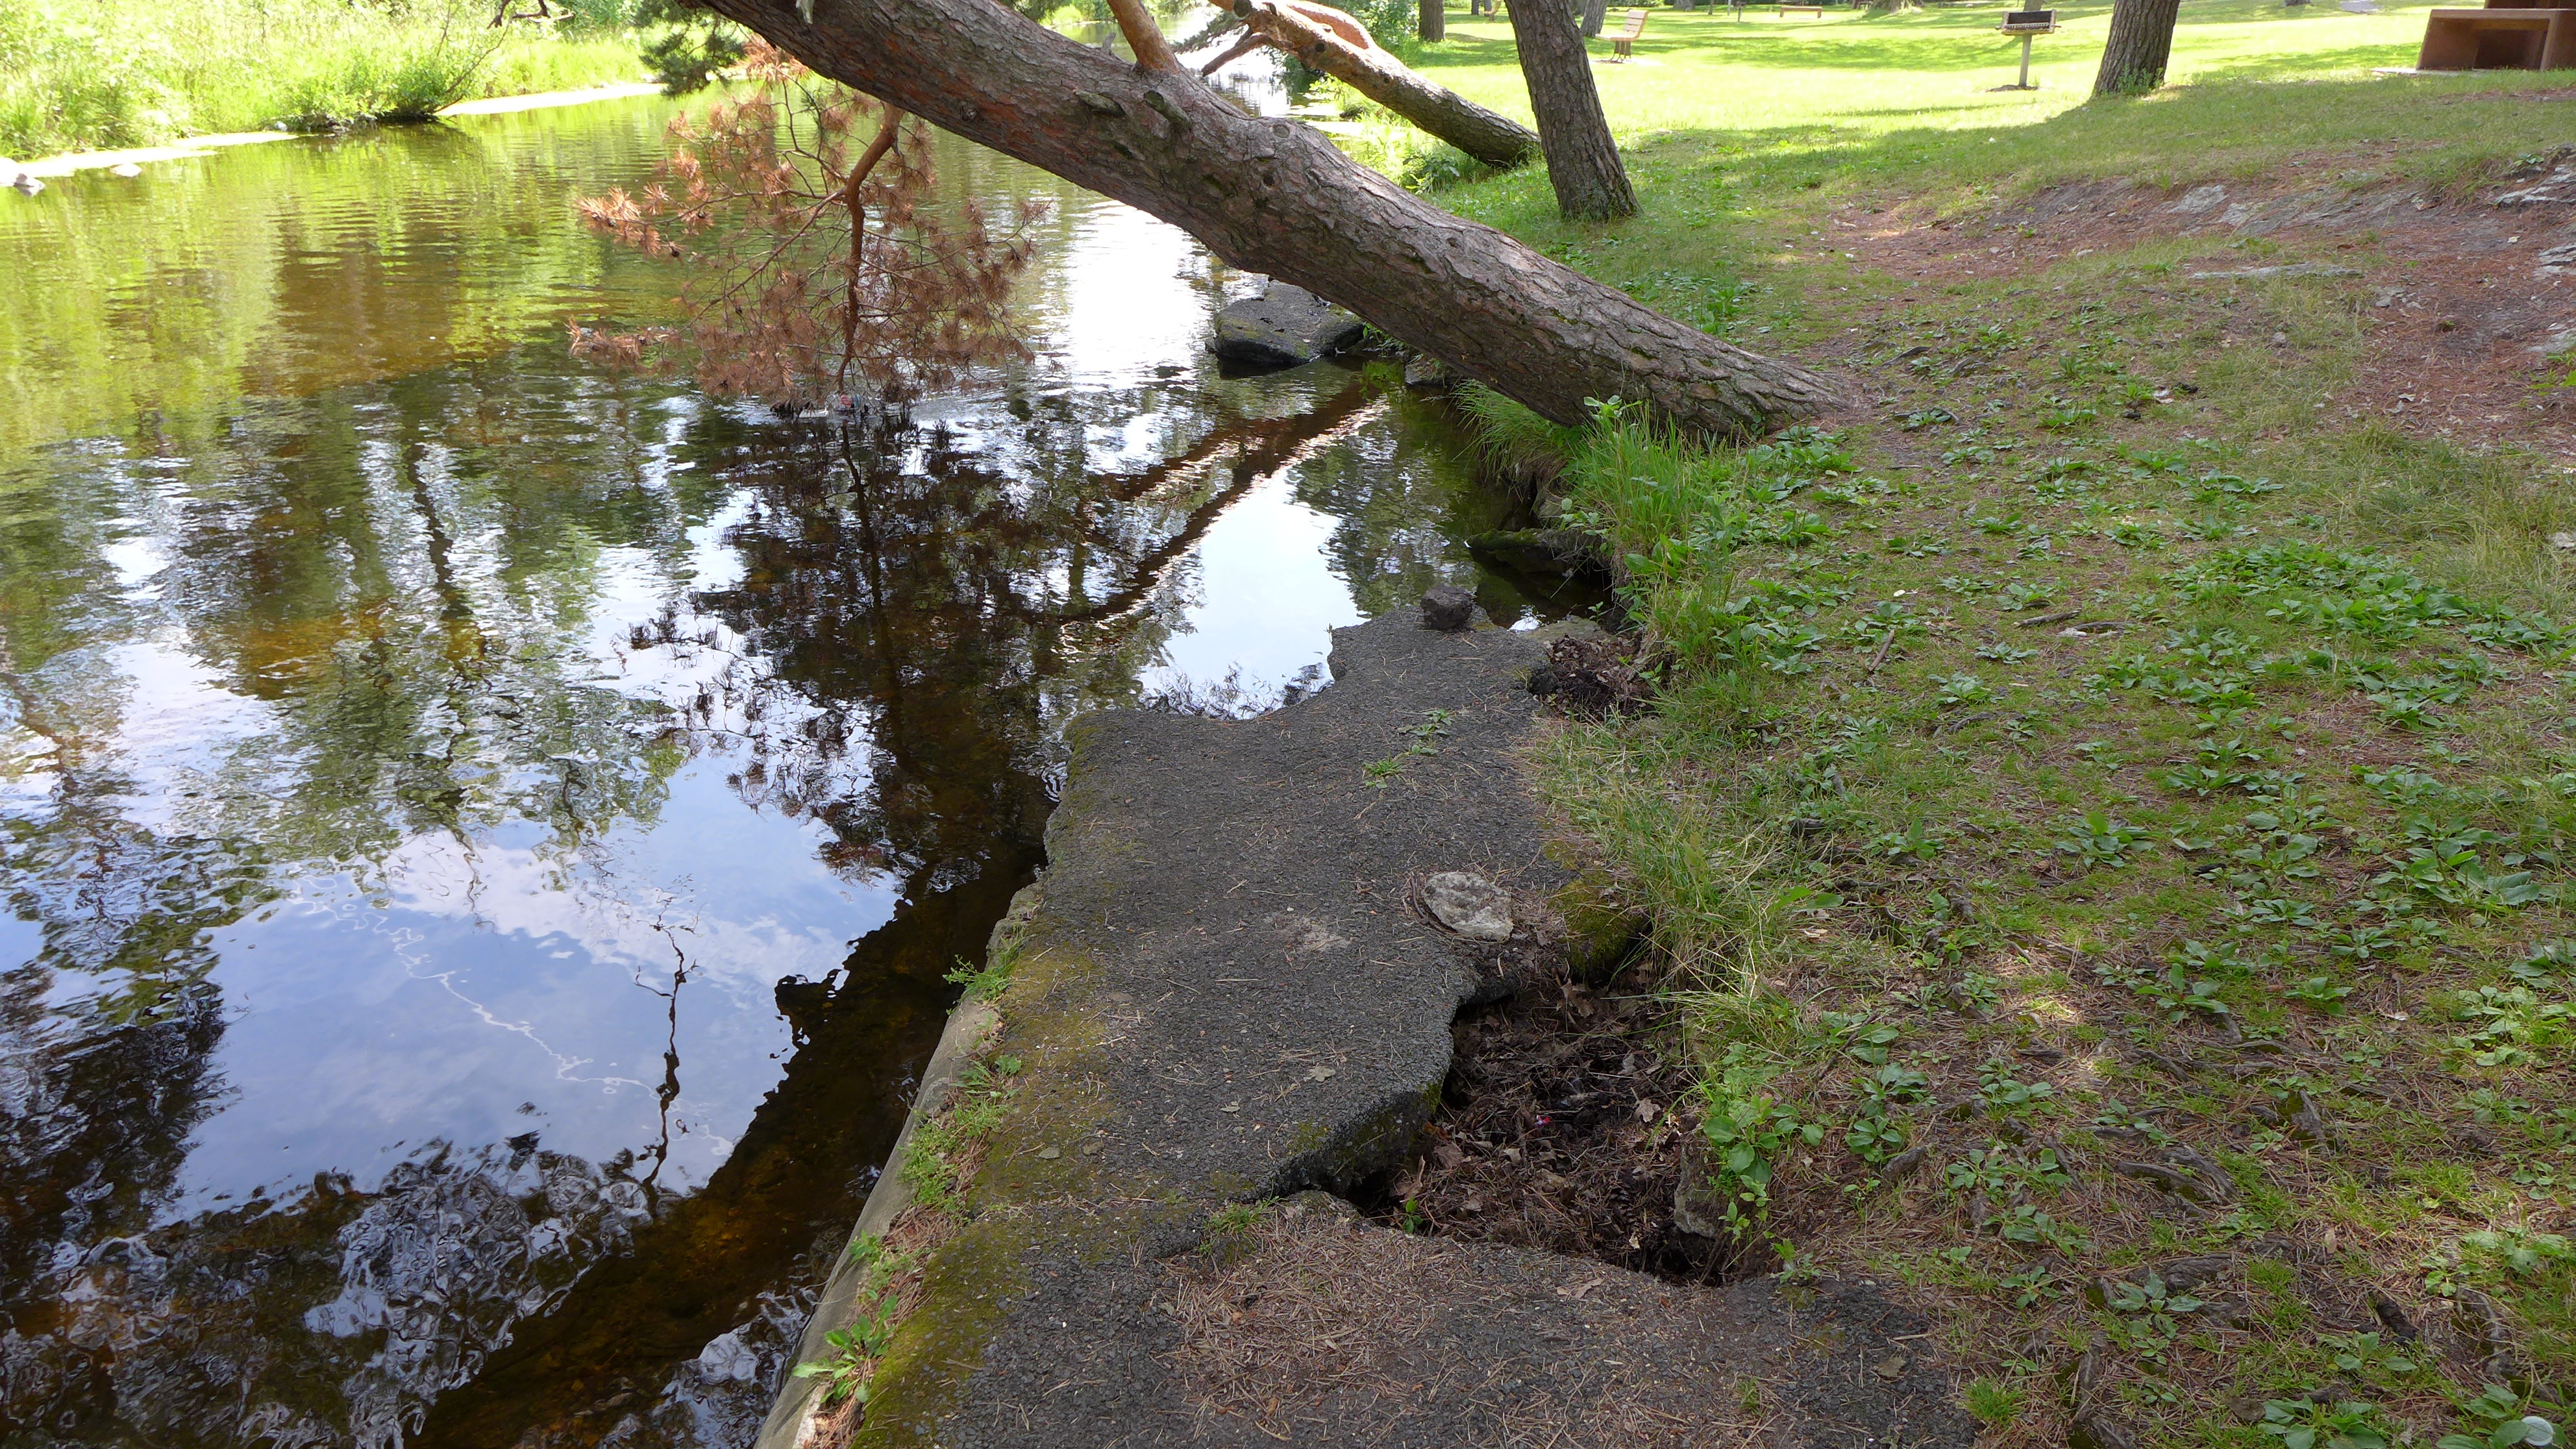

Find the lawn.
xmin=0 ymin=0 xmax=647 ymax=160
xmin=1357 ymin=8 xmax=2576 ymax=1449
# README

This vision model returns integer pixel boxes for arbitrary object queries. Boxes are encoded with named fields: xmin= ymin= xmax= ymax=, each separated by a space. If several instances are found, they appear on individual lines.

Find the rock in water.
xmin=1465 ymin=527 xmax=1601 ymax=577
xmin=1422 ymin=871 xmax=1511 ymax=941
xmin=1211 ymin=282 xmax=1364 ymax=370
xmin=11 ymin=173 xmax=41 ymax=197
xmin=1403 ymin=353 xmax=1455 ymax=389
xmin=1420 ymin=584 xmax=1474 ymax=632
xmin=110 ymin=162 xmax=142 ymax=178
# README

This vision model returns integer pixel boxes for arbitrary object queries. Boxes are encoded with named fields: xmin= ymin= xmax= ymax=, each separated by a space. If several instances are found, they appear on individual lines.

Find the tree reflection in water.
xmin=0 ymin=330 xmax=1538 ymax=1446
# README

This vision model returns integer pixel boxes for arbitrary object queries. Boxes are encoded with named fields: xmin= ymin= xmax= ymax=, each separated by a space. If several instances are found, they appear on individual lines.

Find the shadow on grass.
xmin=1422 ymin=0 xmax=2428 ymax=76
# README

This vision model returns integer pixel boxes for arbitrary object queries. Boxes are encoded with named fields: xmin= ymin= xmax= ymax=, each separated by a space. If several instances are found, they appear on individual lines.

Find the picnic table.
xmin=2417 ymin=0 xmax=2576 ymax=68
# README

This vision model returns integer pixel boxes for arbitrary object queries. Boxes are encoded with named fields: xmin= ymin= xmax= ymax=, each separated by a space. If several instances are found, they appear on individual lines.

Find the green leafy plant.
xmin=2322 ymin=1331 xmax=2420 ymax=1383
xmin=2058 ymin=811 xmax=2151 ymax=869
xmin=791 ymin=1233 xmax=912 ymax=1407
xmin=2440 ymin=1385 xmax=2560 ymax=1449
xmin=1696 ymin=1064 xmax=1824 ymax=1238
xmin=2286 ymin=975 xmax=2355 ymax=1012
xmin=2262 ymin=1398 xmax=2395 ymax=1449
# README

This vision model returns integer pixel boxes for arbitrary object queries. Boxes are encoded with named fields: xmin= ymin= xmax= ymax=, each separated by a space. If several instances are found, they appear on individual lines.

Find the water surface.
xmin=0 ymin=81 xmax=1565 ymax=1448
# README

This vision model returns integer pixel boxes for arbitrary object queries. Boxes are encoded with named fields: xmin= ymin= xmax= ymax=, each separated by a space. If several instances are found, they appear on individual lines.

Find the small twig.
xmin=1865 ymin=626 xmax=1899 ymax=676
xmin=2017 ymin=608 xmax=2081 ymax=629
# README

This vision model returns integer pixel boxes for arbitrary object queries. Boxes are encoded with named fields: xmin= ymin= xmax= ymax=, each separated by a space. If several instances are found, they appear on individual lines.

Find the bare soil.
xmin=1838 ymin=147 xmax=2576 ymax=454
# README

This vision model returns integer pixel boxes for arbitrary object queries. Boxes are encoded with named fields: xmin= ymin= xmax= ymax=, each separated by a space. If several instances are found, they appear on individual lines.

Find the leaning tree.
xmin=693 ymin=0 xmax=1837 ymax=435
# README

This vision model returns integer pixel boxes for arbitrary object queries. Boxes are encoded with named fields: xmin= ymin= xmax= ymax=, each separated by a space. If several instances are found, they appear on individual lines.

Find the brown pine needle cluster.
xmin=572 ymin=40 xmax=1045 ymax=410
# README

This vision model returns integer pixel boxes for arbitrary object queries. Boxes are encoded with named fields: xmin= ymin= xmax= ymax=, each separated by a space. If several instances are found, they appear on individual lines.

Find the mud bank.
xmin=758 ymin=607 xmax=1980 ymax=1449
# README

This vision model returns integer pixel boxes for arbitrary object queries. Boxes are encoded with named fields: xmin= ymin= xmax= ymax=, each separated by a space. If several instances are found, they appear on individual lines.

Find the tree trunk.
xmin=1226 ymin=0 xmax=1535 ymax=168
xmin=1419 ymin=0 xmax=1444 ymax=42
xmin=695 ymin=0 xmax=1833 ymax=435
xmin=1505 ymin=0 xmax=1637 ymax=219
xmin=1580 ymin=0 xmax=1610 ymax=38
xmin=2092 ymin=0 xmax=2181 ymax=93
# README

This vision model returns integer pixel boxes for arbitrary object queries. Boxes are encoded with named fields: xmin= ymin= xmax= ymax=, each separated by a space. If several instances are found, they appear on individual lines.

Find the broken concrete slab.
xmin=759 ymin=610 xmax=1972 ymax=1449
xmin=1211 ymin=280 xmax=1365 ymax=369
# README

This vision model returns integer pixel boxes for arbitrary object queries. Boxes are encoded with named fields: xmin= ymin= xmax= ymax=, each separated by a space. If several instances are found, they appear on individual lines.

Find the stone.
xmin=2548 ymin=532 xmax=2576 ymax=552
xmin=2186 ymin=262 xmax=2362 ymax=280
xmin=1037 ymin=1146 xmax=1061 ymax=1159
xmin=1211 ymin=282 xmax=1364 ymax=370
xmin=1464 ymin=527 xmax=1602 ymax=577
xmin=2369 ymin=1289 xmax=2418 ymax=1342
xmin=2539 ymin=243 xmax=2576 ymax=276
xmin=2168 ymin=184 xmax=2228 ymax=216
xmin=1672 ymin=1135 xmax=1728 ymax=1238
xmin=1420 ymin=584 xmax=1475 ymax=632
xmin=2496 ymin=158 xmax=2576 ymax=206
xmin=1277 ymin=1189 xmax=1359 ymax=1222
xmin=10 ymin=173 xmax=41 ymax=197
xmin=1402 ymin=353 xmax=1455 ymax=388
xmin=109 ymin=162 xmax=141 ymax=178
xmin=1422 ymin=871 xmax=1512 ymax=941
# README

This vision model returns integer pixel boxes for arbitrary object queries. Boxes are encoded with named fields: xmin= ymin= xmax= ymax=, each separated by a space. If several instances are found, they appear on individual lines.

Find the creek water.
xmin=0 ymin=71 xmax=1575 ymax=1449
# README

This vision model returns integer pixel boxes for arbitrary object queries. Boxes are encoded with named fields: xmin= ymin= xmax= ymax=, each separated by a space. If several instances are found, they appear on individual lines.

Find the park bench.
xmin=1611 ymin=7 xmax=1648 ymax=55
xmin=1780 ymin=3 xmax=1825 ymax=16
xmin=2416 ymin=0 xmax=2576 ymax=68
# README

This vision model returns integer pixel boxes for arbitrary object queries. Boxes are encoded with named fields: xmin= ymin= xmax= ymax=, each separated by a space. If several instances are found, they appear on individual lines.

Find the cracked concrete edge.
xmin=752 ymin=979 xmax=1011 ymax=1449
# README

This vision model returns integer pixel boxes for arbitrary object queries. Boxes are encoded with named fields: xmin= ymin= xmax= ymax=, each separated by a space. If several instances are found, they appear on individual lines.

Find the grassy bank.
xmin=0 ymin=0 xmax=645 ymax=160
xmin=1388 ymin=7 xmax=2576 ymax=1448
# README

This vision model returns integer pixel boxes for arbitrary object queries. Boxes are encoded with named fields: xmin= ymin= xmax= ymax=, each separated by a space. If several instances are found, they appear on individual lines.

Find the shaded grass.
xmin=1419 ymin=16 xmax=2576 ymax=1449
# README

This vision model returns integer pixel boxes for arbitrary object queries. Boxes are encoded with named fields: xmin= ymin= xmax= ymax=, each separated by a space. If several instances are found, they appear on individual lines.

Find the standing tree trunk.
xmin=1419 ymin=0 xmax=1444 ymax=41
xmin=697 ymin=0 xmax=1826 ymax=434
xmin=1505 ymin=0 xmax=1637 ymax=218
xmin=2093 ymin=0 xmax=2183 ymax=93
xmin=1580 ymin=0 xmax=1611 ymax=38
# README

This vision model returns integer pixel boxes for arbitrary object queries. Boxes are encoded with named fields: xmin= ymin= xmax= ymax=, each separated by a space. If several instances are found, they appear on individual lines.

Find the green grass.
xmin=0 ymin=0 xmax=647 ymax=159
xmin=1328 ymin=0 xmax=2573 ymax=201
xmin=1387 ymin=9 xmax=2576 ymax=1449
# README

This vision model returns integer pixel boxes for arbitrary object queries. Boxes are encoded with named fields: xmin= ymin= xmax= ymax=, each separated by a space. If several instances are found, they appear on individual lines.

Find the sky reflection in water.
xmin=0 ymin=79 xmax=1563 ymax=1449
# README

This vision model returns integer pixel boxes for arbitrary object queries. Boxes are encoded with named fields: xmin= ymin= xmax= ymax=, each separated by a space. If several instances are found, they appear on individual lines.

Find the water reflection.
xmin=0 ymin=87 xmax=1565 ymax=1449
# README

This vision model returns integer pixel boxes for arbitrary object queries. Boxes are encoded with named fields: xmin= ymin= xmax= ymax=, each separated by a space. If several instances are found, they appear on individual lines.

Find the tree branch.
xmin=1105 ymin=0 xmax=1182 ymax=70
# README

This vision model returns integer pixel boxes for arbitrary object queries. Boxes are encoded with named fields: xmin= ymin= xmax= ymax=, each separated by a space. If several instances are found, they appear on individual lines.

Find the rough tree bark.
xmin=1580 ymin=0 xmax=1610 ymax=40
xmin=697 ymin=0 xmax=1834 ymax=434
xmin=1419 ymin=0 xmax=1444 ymax=42
xmin=1505 ymin=0 xmax=1637 ymax=218
xmin=2092 ymin=0 xmax=2183 ymax=93
xmin=1214 ymin=0 xmax=1537 ymax=168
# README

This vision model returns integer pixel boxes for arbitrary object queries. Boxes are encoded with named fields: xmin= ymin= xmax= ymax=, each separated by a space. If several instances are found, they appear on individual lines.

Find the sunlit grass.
xmin=0 ymin=0 xmax=645 ymax=159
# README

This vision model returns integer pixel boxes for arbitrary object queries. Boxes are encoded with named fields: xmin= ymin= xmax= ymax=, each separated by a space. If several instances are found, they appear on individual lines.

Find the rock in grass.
xmin=1421 ymin=871 xmax=1511 ymax=941
xmin=1211 ymin=282 xmax=1363 ymax=369
xmin=1420 ymin=584 xmax=1475 ymax=632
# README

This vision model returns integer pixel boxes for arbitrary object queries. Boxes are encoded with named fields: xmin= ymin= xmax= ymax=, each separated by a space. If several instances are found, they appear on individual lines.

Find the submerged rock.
xmin=1422 ymin=871 xmax=1512 ymax=941
xmin=1212 ymin=282 xmax=1363 ymax=369
xmin=1465 ymin=527 xmax=1601 ymax=577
